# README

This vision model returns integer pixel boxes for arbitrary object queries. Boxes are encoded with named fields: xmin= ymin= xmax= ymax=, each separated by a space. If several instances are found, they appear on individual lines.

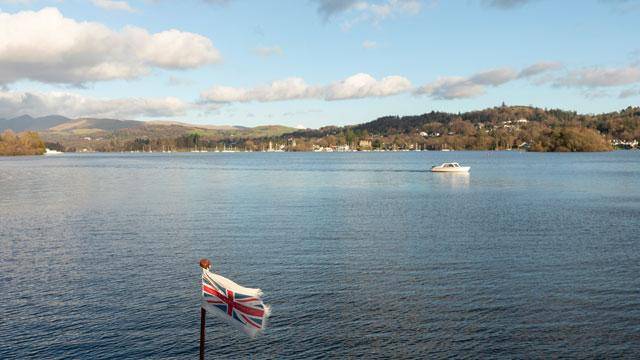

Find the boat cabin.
xmin=431 ymin=162 xmax=470 ymax=172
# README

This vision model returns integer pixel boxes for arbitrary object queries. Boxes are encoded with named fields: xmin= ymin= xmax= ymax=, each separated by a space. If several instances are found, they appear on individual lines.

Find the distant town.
xmin=1 ymin=105 xmax=639 ymax=156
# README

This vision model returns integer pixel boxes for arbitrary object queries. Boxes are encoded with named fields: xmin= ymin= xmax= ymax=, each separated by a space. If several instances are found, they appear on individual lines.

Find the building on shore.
xmin=358 ymin=139 xmax=372 ymax=150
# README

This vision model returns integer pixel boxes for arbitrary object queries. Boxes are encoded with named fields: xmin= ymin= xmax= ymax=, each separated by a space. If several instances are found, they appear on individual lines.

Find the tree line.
xmin=0 ymin=130 xmax=46 ymax=156
xmin=43 ymin=105 xmax=640 ymax=153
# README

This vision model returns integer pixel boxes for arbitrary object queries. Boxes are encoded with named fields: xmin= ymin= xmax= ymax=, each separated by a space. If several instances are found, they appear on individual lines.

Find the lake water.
xmin=1 ymin=151 xmax=639 ymax=359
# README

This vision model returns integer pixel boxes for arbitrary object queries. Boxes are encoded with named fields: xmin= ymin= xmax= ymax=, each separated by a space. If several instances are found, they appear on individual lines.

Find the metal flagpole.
xmin=200 ymin=307 xmax=206 ymax=360
xmin=199 ymin=259 xmax=212 ymax=360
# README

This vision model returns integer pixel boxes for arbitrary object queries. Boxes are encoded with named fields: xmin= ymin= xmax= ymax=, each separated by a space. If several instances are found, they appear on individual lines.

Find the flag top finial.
xmin=199 ymin=258 xmax=211 ymax=270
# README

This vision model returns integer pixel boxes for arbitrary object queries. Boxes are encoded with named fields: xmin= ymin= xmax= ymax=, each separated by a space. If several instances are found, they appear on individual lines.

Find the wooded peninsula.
xmin=0 ymin=130 xmax=45 ymax=156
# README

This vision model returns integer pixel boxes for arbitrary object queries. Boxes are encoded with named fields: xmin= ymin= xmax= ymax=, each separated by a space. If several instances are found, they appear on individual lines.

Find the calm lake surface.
xmin=1 ymin=151 xmax=639 ymax=359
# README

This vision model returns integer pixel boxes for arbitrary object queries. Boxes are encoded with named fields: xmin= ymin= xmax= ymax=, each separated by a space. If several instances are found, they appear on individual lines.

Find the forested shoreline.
xmin=53 ymin=105 xmax=636 ymax=153
xmin=2 ymin=105 xmax=639 ymax=154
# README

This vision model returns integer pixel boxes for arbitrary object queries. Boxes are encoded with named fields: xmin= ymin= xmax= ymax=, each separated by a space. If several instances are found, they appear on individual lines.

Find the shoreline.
xmin=3 ymin=149 xmax=638 ymax=157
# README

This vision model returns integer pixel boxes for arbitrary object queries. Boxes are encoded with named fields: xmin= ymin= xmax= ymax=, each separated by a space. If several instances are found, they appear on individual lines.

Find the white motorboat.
xmin=44 ymin=148 xmax=63 ymax=155
xmin=431 ymin=162 xmax=470 ymax=173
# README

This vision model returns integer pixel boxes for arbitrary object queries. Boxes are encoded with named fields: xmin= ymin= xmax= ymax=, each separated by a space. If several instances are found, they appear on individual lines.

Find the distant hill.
xmin=0 ymin=115 xmax=295 ymax=137
xmin=49 ymin=118 xmax=144 ymax=132
xmin=145 ymin=120 xmax=243 ymax=131
xmin=0 ymin=115 xmax=71 ymax=132
xmin=288 ymin=105 xmax=640 ymax=141
xmin=283 ymin=105 xmax=639 ymax=152
xmin=0 ymin=114 xmax=296 ymax=151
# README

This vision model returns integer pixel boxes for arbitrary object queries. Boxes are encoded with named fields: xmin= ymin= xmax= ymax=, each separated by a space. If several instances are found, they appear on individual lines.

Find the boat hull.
xmin=431 ymin=167 xmax=470 ymax=173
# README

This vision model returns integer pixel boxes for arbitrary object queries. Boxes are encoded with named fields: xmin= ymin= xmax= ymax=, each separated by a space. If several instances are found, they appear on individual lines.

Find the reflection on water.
xmin=433 ymin=172 xmax=470 ymax=189
xmin=1 ymin=151 xmax=640 ymax=359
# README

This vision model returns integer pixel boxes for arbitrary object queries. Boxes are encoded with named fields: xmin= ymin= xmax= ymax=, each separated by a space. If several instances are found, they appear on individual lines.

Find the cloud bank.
xmin=202 ymin=62 xmax=570 ymax=104
xmin=518 ymin=61 xmax=563 ymax=78
xmin=0 ymin=90 xmax=189 ymax=119
xmin=415 ymin=62 xmax=561 ymax=99
xmin=200 ymin=73 xmax=412 ymax=103
xmin=0 ymin=7 xmax=221 ymax=85
xmin=553 ymin=66 xmax=640 ymax=88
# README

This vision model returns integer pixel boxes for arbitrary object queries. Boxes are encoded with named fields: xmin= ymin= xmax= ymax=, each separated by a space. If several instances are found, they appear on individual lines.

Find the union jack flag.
xmin=201 ymin=268 xmax=270 ymax=337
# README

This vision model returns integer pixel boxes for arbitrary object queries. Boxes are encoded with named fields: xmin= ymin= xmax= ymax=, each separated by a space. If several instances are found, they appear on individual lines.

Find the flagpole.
xmin=199 ymin=258 xmax=212 ymax=360
xmin=200 ymin=307 xmax=206 ymax=360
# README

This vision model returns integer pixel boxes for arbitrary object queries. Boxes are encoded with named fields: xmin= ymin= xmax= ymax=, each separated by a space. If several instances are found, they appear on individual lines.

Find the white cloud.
xmin=415 ymin=67 xmax=516 ymax=99
xmin=0 ymin=90 xmax=189 ymax=119
xmin=0 ymin=7 xmax=221 ymax=85
xmin=325 ymin=73 xmax=412 ymax=100
xmin=415 ymin=62 xmax=566 ymax=100
xmin=253 ymin=45 xmax=283 ymax=57
xmin=91 ymin=0 xmax=136 ymax=12
xmin=201 ymin=78 xmax=320 ymax=103
xmin=415 ymin=77 xmax=486 ymax=99
xmin=314 ymin=0 xmax=422 ymax=28
xmin=362 ymin=40 xmax=378 ymax=49
xmin=469 ymin=68 xmax=518 ymax=85
xmin=417 ymin=61 xmax=640 ymax=99
xmin=200 ymin=73 xmax=412 ymax=103
xmin=199 ymin=61 xmax=570 ymax=104
xmin=553 ymin=66 xmax=640 ymax=88
xmin=518 ymin=61 xmax=563 ymax=78
xmin=139 ymin=29 xmax=221 ymax=69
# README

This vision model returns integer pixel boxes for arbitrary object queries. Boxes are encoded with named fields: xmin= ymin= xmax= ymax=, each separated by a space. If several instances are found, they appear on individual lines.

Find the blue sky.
xmin=0 ymin=0 xmax=639 ymax=128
